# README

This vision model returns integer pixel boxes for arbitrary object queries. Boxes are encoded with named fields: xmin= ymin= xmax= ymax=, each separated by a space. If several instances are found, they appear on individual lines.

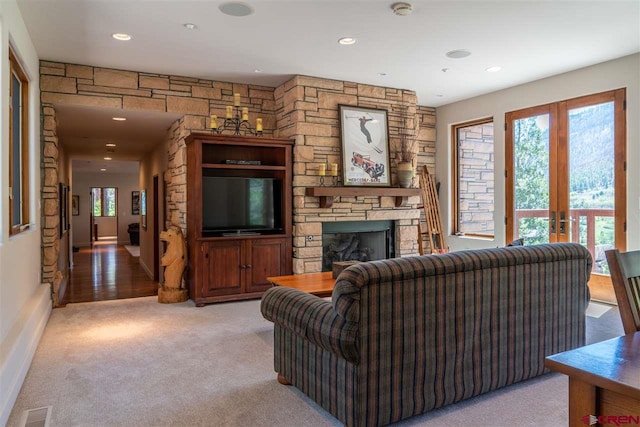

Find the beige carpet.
xmin=585 ymin=301 xmax=613 ymax=318
xmin=7 ymin=297 xmax=623 ymax=427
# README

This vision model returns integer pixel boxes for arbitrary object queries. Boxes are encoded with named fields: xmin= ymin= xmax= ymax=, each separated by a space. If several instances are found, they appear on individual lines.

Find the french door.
xmin=506 ymin=89 xmax=626 ymax=303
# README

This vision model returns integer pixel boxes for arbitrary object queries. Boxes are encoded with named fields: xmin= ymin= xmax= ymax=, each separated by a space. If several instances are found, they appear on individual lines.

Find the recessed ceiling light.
xmin=112 ymin=33 xmax=131 ymax=41
xmin=112 ymin=117 xmax=126 ymax=121
xmin=219 ymin=2 xmax=254 ymax=17
xmin=106 ymin=143 xmax=117 ymax=147
xmin=104 ymin=157 xmax=112 ymax=160
xmin=100 ymin=168 xmax=107 ymax=172
xmin=338 ymin=37 xmax=357 ymax=45
xmin=446 ymin=49 xmax=471 ymax=59
xmin=254 ymin=68 xmax=263 ymax=73
xmin=183 ymin=23 xmax=197 ymax=29
xmin=486 ymin=66 xmax=502 ymax=73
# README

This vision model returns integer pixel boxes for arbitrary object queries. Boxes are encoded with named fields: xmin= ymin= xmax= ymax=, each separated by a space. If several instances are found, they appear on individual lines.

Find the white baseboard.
xmin=0 ymin=284 xmax=52 ymax=427
xmin=139 ymin=258 xmax=153 ymax=280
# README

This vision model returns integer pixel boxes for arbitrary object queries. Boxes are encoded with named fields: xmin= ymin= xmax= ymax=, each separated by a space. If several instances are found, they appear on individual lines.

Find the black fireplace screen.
xmin=322 ymin=221 xmax=394 ymax=272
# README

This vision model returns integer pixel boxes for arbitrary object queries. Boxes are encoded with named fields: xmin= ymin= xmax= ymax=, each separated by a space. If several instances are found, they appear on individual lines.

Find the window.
xmin=452 ymin=118 xmax=495 ymax=237
xmin=91 ymin=187 xmax=117 ymax=217
xmin=9 ymin=47 xmax=30 ymax=235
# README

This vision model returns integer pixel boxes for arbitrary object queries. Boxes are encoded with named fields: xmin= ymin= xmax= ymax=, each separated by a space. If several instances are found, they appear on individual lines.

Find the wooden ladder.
xmin=418 ymin=165 xmax=448 ymax=255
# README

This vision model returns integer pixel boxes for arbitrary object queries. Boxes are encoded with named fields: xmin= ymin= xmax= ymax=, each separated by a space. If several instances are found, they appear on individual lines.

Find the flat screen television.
xmin=202 ymin=176 xmax=282 ymax=235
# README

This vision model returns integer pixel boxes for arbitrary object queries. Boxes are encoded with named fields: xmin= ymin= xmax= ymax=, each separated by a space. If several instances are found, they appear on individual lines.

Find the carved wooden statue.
xmin=158 ymin=226 xmax=188 ymax=303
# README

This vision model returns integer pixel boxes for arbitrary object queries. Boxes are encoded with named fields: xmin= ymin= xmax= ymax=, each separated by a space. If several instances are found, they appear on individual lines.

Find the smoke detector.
xmin=391 ymin=2 xmax=413 ymax=16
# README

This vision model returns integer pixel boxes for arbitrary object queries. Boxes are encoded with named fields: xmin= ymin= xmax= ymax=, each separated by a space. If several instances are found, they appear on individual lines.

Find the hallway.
xmin=64 ymin=245 xmax=158 ymax=304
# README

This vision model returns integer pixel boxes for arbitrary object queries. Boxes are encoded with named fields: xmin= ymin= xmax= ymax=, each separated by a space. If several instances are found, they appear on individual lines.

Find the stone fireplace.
xmin=291 ymin=194 xmax=422 ymax=274
xmin=272 ymin=76 xmax=435 ymax=274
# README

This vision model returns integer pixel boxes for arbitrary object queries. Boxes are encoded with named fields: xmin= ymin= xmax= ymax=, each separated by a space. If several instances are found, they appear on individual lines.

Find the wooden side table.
xmin=545 ymin=332 xmax=640 ymax=425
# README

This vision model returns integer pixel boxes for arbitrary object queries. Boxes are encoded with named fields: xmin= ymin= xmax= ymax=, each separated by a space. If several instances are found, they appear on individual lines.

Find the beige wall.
xmin=93 ymin=216 xmax=118 ymax=237
xmin=436 ymin=53 xmax=640 ymax=251
xmin=0 ymin=2 xmax=50 ymax=425
xmin=56 ymin=142 xmax=71 ymax=303
xmin=139 ymin=138 xmax=168 ymax=280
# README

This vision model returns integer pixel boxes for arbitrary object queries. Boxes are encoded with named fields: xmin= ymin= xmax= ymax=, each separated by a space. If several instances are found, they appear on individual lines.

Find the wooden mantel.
xmin=305 ymin=187 xmax=421 ymax=209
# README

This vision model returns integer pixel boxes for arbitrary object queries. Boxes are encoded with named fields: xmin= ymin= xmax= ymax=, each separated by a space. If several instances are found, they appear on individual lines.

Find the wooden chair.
xmin=604 ymin=249 xmax=640 ymax=334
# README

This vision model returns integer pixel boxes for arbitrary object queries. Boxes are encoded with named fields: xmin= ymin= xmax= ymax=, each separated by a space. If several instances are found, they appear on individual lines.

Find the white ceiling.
xmin=56 ymin=104 xmax=180 ymax=161
xmin=56 ymin=104 xmax=180 ymax=173
xmin=16 ymin=1 xmax=640 ymax=173
xmin=18 ymin=0 xmax=640 ymax=107
xmin=72 ymin=158 xmax=140 ymax=175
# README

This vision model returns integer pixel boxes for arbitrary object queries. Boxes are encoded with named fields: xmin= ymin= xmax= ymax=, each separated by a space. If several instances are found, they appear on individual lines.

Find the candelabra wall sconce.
xmin=318 ymin=163 xmax=339 ymax=186
xmin=209 ymin=93 xmax=263 ymax=136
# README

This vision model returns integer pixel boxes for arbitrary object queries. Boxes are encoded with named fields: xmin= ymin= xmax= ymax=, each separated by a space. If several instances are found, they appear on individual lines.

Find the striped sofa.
xmin=261 ymin=243 xmax=592 ymax=426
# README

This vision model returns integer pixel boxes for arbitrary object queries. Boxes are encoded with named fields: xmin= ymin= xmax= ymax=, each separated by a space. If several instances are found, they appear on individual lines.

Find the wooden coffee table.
xmin=267 ymin=271 xmax=335 ymax=297
xmin=545 ymin=332 xmax=640 ymax=425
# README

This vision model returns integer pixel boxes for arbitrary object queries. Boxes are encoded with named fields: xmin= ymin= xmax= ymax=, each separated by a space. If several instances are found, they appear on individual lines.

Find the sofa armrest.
xmin=261 ymin=287 xmax=359 ymax=363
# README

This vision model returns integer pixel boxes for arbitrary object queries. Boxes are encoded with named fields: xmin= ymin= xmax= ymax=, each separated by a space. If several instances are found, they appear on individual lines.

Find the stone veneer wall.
xmin=457 ymin=122 xmax=494 ymax=235
xmin=39 ymin=62 xmax=437 ymax=285
xmin=39 ymin=61 xmax=277 ymax=299
xmin=41 ymin=105 xmax=60 ymax=286
xmin=274 ymin=76 xmax=436 ymax=274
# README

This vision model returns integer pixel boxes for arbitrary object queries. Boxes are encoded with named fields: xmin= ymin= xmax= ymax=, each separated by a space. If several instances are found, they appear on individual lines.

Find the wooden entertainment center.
xmin=185 ymin=133 xmax=293 ymax=305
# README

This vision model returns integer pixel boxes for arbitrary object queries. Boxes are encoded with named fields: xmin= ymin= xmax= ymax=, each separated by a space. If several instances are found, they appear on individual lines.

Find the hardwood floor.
xmin=64 ymin=244 xmax=158 ymax=304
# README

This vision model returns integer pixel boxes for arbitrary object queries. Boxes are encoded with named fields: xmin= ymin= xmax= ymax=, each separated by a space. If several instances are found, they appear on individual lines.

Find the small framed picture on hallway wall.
xmin=339 ymin=105 xmax=390 ymax=187
xmin=131 ymin=191 xmax=140 ymax=215
xmin=72 ymin=195 xmax=79 ymax=216
xmin=141 ymin=189 xmax=147 ymax=229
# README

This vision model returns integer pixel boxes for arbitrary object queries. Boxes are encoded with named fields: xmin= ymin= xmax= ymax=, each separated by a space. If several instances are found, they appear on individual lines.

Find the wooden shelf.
xmin=202 ymin=163 xmax=287 ymax=171
xmin=305 ymin=186 xmax=421 ymax=208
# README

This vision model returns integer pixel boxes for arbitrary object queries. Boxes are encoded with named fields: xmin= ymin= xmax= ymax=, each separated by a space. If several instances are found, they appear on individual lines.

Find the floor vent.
xmin=21 ymin=406 xmax=51 ymax=427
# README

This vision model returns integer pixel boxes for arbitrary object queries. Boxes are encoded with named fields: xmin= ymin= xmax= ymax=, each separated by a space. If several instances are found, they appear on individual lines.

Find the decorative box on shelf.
xmin=332 ymin=261 xmax=361 ymax=279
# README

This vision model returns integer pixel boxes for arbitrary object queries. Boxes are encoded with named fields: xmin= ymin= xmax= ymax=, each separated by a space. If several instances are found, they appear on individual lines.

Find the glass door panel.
xmin=568 ymin=101 xmax=615 ymax=274
xmin=507 ymin=89 xmax=626 ymax=304
xmin=512 ymin=113 xmax=552 ymax=245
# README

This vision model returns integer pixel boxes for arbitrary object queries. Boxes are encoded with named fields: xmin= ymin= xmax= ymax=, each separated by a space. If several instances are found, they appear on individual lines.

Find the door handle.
xmin=559 ymin=211 xmax=570 ymax=234
xmin=550 ymin=211 xmax=556 ymax=234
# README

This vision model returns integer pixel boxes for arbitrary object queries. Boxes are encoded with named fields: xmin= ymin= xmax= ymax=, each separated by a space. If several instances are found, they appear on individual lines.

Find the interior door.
xmin=89 ymin=190 xmax=95 ymax=246
xmin=506 ymin=89 xmax=626 ymax=303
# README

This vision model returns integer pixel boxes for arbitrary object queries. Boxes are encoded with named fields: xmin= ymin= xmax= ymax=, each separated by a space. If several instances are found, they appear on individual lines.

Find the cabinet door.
xmin=201 ymin=240 xmax=243 ymax=297
xmin=246 ymin=238 xmax=288 ymax=293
